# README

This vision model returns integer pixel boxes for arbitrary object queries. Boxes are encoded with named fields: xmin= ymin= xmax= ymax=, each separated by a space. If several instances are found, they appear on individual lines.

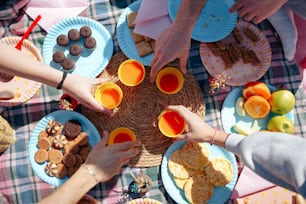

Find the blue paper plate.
xmin=221 ymin=85 xmax=294 ymax=133
xmin=28 ymin=110 xmax=101 ymax=186
xmin=168 ymin=0 xmax=238 ymax=42
xmin=116 ymin=0 xmax=153 ymax=66
xmin=161 ymin=140 xmax=238 ymax=204
xmin=42 ymin=16 xmax=113 ymax=78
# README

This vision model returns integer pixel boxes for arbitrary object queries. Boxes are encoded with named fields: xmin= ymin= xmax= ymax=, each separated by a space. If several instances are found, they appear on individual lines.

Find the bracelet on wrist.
xmin=56 ymin=71 xmax=68 ymax=90
xmin=81 ymin=164 xmax=99 ymax=184
xmin=210 ymin=126 xmax=220 ymax=145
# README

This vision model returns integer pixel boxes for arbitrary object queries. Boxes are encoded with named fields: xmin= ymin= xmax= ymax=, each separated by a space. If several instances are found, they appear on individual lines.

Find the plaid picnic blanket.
xmin=1 ymin=0 xmax=306 ymax=203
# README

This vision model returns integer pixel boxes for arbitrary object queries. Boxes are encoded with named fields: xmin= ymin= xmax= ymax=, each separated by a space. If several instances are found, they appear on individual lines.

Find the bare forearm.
xmin=38 ymin=166 xmax=97 ymax=204
xmin=0 ymin=43 xmax=63 ymax=88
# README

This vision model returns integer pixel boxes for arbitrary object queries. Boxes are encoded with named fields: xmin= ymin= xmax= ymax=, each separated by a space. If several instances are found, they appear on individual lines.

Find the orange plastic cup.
xmin=118 ymin=59 xmax=145 ymax=86
xmin=156 ymin=67 xmax=184 ymax=94
xmin=94 ymin=82 xmax=123 ymax=109
xmin=158 ymin=110 xmax=186 ymax=138
xmin=108 ymin=127 xmax=136 ymax=145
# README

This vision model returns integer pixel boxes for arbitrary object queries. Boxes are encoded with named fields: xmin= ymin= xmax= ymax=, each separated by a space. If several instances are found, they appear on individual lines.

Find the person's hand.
xmin=167 ymin=105 xmax=215 ymax=143
xmin=84 ymin=131 xmax=141 ymax=183
xmin=150 ymin=23 xmax=191 ymax=82
xmin=229 ymin=0 xmax=287 ymax=24
xmin=63 ymin=74 xmax=112 ymax=114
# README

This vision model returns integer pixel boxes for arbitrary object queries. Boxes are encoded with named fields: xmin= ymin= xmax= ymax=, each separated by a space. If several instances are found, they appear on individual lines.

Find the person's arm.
xmin=225 ymin=132 xmax=306 ymax=198
xmin=0 ymin=43 xmax=111 ymax=114
xmin=150 ymin=0 xmax=207 ymax=82
xmin=38 ymin=131 xmax=141 ymax=204
xmin=167 ymin=105 xmax=306 ymax=198
xmin=229 ymin=0 xmax=287 ymax=24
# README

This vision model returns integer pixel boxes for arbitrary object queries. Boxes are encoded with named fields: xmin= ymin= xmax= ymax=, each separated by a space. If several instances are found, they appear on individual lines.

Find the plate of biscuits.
xmin=161 ymin=140 xmax=238 ymax=204
xmin=116 ymin=1 xmax=154 ymax=66
xmin=199 ymin=20 xmax=272 ymax=86
xmin=42 ymin=16 xmax=113 ymax=78
xmin=28 ymin=110 xmax=101 ymax=186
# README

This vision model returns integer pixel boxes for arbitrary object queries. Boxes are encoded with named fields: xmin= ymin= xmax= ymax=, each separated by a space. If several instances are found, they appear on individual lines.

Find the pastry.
xmin=0 ymin=115 xmax=16 ymax=153
xmin=55 ymin=163 xmax=68 ymax=179
xmin=130 ymin=29 xmax=144 ymax=43
xmin=56 ymin=34 xmax=69 ymax=46
xmin=80 ymin=26 xmax=92 ymax=38
xmin=69 ymin=44 xmax=82 ymax=56
xmin=37 ymin=138 xmax=51 ymax=150
xmin=63 ymin=152 xmax=76 ymax=167
xmin=0 ymin=71 xmax=14 ymax=82
xmin=74 ymin=154 xmax=83 ymax=169
xmin=232 ymin=27 xmax=243 ymax=44
xmin=228 ymin=43 xmax=240 ymax=63
xmin=68 ymin=29 xmax=80 ymax=41
xmin=48 ymin=149 xmax=63 ymax=164
xmin=205 ymin=157 xmax=234 ymax=186
xmin=62 ymin=58 xmax=75 ymax=71
xmin=126 ymin=12 xmax=137 ymax=28
xmin=67 ymin=166 xmax=77 ymax=177
xmin=84 ymin=37 xmax=96 ymax=50
xmin=215 ymin=41 xmax=226 ymax=51
xmin=53 ymin=134 xmax=68 ymax=149
xmin=240 ymin=47 xmax=252 ymax=64
xmin=135 ymin=41 xmax=153 ymax=57
xmin=34 ymin=149 xmax=48 ymax=163
xmin=52 ymin=51 xmax=65 ymax=63
xmin=46 ymin=120 xmax=63 ymax=135
xmin=243 ymin=27 xmax=260 ymax=42
xmin=0 ymin=90 xmax=15 ymax=100
xmin=75 ymin=132 xmax=88 ymax=146
xmin=64 ymin=120 xmax=82 ymax=138
xmin=64 ymin=140 xmax=79 ymax=154
xmin=247 ymin=49 xmax=261 ymax=65
xmin=206 ymin=43 xmax=221 ymax=56
xmin=220 ymin=51 xmax=234 ymax=68
xmin=45 ymin=162 xmax=57 ymax=177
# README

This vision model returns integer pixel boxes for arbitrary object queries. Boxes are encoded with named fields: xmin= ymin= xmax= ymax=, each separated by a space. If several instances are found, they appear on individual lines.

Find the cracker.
xmin=205 ymin=157 xmax=234 ymax=186
xmin=136 ymin=41 xmax=153 ymax=57
xmin=184 ymin=174 xmax=214 ymax=204
xmin=126 ymin=12 xmax=137 ymax=28
xmin=180 ymin=141 xmax=210 ymax=170
xmin=130 ymin=29 xmax=145 ymax=43
xmin=173 ymin=177 xmax=188 ymax=190
xmin=48 ymin=149 xmax=63 ymax=164
xmin=34 ymin=149 xmax=48 ymax=163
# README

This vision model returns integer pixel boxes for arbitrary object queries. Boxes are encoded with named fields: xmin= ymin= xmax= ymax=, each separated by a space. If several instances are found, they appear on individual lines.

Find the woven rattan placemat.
xmin=82 ymin=52 xmax=206 ymax=167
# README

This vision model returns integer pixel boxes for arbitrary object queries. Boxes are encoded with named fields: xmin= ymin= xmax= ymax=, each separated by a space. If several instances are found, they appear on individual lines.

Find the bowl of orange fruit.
xmin=221 ymin=81 xmax=295 ymax=135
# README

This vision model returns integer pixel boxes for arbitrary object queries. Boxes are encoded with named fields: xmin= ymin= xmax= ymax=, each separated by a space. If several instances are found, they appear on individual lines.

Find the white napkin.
xmin=26 ymin=0 xmax=89 ymax=32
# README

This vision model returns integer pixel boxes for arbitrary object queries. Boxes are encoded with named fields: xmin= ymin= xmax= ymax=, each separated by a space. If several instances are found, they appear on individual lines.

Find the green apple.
xmin=269 ymin=89 xmax=295 ymax=114
xmin=267 ymin=115 xmax=295 ymax=134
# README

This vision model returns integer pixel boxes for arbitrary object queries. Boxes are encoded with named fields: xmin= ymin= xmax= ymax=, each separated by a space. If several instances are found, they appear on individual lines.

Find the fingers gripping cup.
xmin=156 ymin=67 xmax=184 ymax=94
xmin=158 ymin=110 xmax=186 ymax=138
xmin=118 ymin=59 xmax=145 ymax=86
xmin=94 ymin=82 xmax=123 ymax=109
xmin=108 ymin=127 xmax=136 ymax=145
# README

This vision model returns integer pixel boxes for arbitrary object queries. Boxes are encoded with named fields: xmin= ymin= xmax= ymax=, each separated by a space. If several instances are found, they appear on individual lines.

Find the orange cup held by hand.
xmin=158 ymin=110 xmax=186 ymax=138
xmin=94 ymin=82 xmax=123 ymax=109
xmin=108 ymin=127 xmax=136 ymax=145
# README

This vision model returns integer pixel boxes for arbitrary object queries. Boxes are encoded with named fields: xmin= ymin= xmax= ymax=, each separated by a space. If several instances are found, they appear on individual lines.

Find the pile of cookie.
xmin=206 ymin=27 xmax=261 ymax=68
xmin=52 ymin=26 xmax=96 ymax=71
xmin=168 ymin=141 xmax=234 ymax=204
xmin=34 ymin=119 xmax=91 ymax=179
xmin=126 ymin=12 xmax=155 ymax=57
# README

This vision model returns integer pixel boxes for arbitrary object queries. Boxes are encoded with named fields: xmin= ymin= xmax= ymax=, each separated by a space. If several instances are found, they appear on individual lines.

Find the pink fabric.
xmin=294 ymin=14 xmax=306 ymax=94
xmin=25 ymin=0 xmax=89 ymax=32
xmin=230 ymin=166 xmax=275 ymax=199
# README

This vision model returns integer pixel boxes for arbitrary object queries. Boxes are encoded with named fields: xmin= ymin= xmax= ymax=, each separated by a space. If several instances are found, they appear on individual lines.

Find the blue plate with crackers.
xmin=28 ymin=110 xmax=101 ymax=186
xmin=161 ymin=140 xmax=238 ymax=204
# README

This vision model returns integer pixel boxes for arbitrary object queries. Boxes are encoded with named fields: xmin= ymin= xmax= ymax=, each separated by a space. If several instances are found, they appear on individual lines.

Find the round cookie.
xmin=64 ymin=120 xmax=82 ymax=138
xmin=34 ymin=149 xmax=48 ymax=163
xmin=55 ymin=163 xmax=68 ymax=179
xmin=68 ymin=29 xmax=80 ymax=41
xmin=64 ymin=140 xmax=79 ymax=154
xmin=45 ymin=162 xmax=57 ymax=177
xmin=37 ymin=138 xmax=51 ymax=150
xmin=205 ymin=157 xmax=234 ymax=186
xmin=53 ymin=134 xmax=68 ymax=149
xmin=48 ymin=149 xmax=63 ymax=164
xmin=56 ymin=34 xmax=69 ymax=46
xmin=46 ymin=120 xmax=63 ymax=135
xmin=80 ymin=26 xmax=92 ymax=38
xmin=84 ymin=37 xmax=96 ymax=50
xmin=52 ymin=51 xmax=65 ymax=63
xmin=69 ymin=44 xmax=82 ymax=56
xmin=63 ymin=152 xmax=76 ymax=167
xmin=0 ymin=72 xmax=14 ymax=82
xmin=62 ymin=58 xmax=75 ymax=71
xmin=38 ymin=130 xmax=49 ymax=140
xmin=74 ymin=154 xmax=83 ymax=169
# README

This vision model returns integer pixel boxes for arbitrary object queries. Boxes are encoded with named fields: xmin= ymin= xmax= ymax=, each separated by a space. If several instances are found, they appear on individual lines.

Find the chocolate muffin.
xmin=62 ymin=58 xmax=75 ymax=71
xmin=84 ymin=37 xmax=96 ymax=50
xmin=80 ymin=26 xmax=92 ymax=38
xmin=68 ymin=29 xmax=80 ymax=41
xmin=64 ymin=119 xmax=82 ymax=138
xmin=69 ymin=44 xmax=82 ymax=56
xmin=56 ymin=34 xmax=69 ymax=46
xmin=52 ymin=51 xmax=65 ymax=63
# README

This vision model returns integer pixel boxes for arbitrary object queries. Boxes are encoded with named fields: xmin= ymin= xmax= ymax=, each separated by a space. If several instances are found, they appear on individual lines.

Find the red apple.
xmin=267 ymin=115 xmax=294 ymax=134
xmin=269 ymin=89 xmax=295 ymax=114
